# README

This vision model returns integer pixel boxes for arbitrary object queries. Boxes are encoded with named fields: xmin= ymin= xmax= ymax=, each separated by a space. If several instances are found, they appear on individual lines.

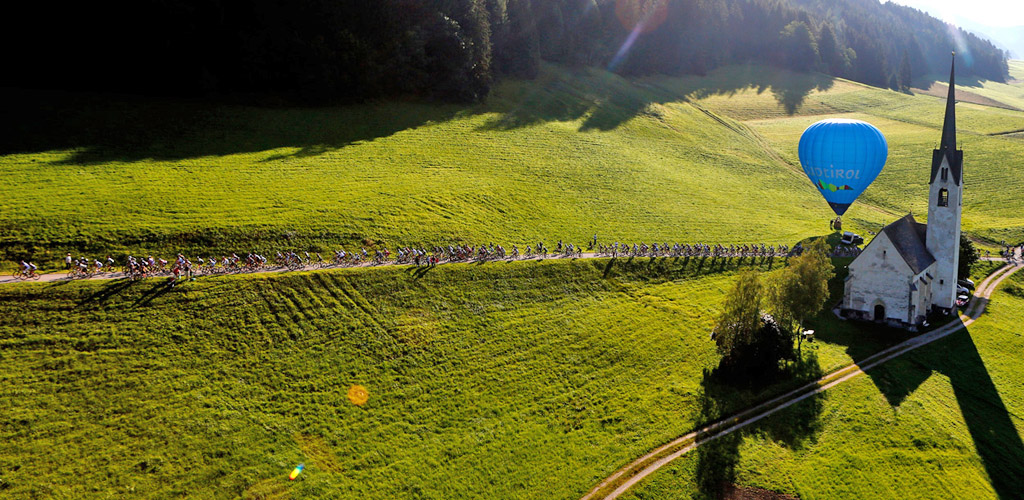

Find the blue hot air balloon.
xmin=798 ymin=118 xmax=887 ymax=216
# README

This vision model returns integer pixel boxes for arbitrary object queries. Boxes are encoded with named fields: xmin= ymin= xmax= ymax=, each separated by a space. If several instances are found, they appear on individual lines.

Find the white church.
xmin=841 ymin=56 xmax=962 ymax=328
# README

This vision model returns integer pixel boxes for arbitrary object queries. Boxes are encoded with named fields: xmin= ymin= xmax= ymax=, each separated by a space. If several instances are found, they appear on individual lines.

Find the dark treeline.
xmin=2 ymin=0 xmax=1009 ymax=103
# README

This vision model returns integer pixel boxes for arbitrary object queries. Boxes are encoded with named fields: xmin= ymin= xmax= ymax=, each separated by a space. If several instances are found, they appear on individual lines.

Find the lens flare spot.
xmin=348 ymin=385 xmax=369 ymax=406
xmin=615 ymin=0 xmax=668 ymax=34
xmin=289 ymin=463 xmax=304 ymax=481
xmin=946 ymin=26 xmax=973 ymax=67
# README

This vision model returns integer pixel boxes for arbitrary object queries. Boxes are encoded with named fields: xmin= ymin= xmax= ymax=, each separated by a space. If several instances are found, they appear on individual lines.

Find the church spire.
xmin=931 ymin=52 xmax=963 ymax=185
xmin=940 ymin=53 xmax=957 ymax=154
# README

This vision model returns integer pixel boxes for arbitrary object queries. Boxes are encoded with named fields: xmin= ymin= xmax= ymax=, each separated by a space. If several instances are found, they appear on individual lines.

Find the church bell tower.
xmin=926 ymin=54 xmax=963 ymax=310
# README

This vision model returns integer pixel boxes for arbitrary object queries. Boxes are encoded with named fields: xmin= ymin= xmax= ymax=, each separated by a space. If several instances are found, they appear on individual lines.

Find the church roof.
xmin=882 ymin=214 xmax=935 ymax=274
xmin=931 ymin=53 xmax=963 ymax=185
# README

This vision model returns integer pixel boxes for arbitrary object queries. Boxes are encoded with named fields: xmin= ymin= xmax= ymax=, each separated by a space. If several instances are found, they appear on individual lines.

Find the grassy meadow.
xmin=4 ymin=63 xmax=1023 ymax=269
xmin=923 ymin=59 xmax=1024 ymax=111
xmin=0 ymin=66 xmax=826 ymax=268
xmin=620 ymin=270 xmax=1024 ymax=500
xmin=3 ymin=59 xmax=1024 ymax=500
xmin=0 ymin=255 xmax=941 ymax=499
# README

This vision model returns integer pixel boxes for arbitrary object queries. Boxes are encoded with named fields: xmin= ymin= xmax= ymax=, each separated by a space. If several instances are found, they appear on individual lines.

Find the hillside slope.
xmin=0 ymin=64 xmax=830 ymax=266
xmin=5 ymin=64 xmax=1023 ymax=268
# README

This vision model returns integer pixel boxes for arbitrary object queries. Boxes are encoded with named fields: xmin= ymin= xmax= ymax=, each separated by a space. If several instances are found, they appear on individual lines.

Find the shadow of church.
xmin=859 ymin=325 xmax=1024 ymax=499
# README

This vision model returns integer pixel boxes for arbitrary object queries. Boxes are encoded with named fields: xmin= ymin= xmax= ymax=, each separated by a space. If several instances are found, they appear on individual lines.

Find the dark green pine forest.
xmin=3 ymin=0 xmax=1010 ymax=103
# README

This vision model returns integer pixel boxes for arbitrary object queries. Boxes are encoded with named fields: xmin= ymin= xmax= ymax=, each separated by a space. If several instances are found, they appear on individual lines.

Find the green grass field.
xmin=0 ymin=255 xmax=942 ymax=499
xmin=619 ymin=270 xmax=1024 ymax=500
xmin=4 ymin=63 xmax=1022 ymax=269
xmin=3 ymin=61 xmax=1024 ymax=499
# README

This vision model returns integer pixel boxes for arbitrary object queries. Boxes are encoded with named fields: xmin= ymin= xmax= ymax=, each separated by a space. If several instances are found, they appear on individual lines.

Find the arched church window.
xmin=938 ymin=188 xmax=948 ymax=206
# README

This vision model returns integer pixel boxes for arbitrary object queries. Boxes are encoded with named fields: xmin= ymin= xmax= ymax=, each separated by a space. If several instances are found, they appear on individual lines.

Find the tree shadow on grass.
xmin=0 ymin=89 xmax=474 ymax=164
xmin=694 ymin=351 xmax=826 ymax=498
xmin=3 ymin=64 xmax=835 ymax=165
xmin=477 ymin=64 xmax=834 ymax=133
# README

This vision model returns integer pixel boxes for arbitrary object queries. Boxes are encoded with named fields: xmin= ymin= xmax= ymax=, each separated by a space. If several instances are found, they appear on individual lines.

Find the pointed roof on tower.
xmin=940 ymin=54 xmax=957 ymax=152
xmin=931 ymin=53 xmax=963 ymax=185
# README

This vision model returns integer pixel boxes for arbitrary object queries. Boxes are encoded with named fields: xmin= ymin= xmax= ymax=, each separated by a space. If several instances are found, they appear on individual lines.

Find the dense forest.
xmin=2 ymin=0 xmax=1010 ymax=103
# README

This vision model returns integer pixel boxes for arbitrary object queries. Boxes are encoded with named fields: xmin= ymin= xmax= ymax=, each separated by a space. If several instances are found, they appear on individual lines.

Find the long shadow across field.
xmin=857 ymin=325 xmax=1024 ymax=499
xmin=3 ymin=65 xmax=835 ymax=164
xmin=0 ymin=89 xmax=473 ymax=164
xmin=811 ymin=254 xmax=1024 ymax=498
xmin=694 ymin=320 xmax=1024 ymax=499
xmin=478 ymin=65 xmax=834 ymax=132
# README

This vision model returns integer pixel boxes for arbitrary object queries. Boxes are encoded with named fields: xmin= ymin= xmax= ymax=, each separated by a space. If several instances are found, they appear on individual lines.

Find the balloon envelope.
xmin=798 ymin=118 xmax=887 ymax=216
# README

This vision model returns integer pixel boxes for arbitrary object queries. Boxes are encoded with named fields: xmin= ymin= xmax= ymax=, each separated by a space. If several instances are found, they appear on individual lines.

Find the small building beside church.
xmin=841 ymin=56 xmax=963 ymax=328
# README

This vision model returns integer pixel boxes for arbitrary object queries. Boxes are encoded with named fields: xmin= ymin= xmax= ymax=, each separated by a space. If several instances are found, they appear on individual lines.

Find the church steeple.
xmin=925 ymin=51 xmax=963 ymax=311
xmin=940 ymin=54 xmax=957 ymax=154
xmin=931 ymin=53 xmax=963 ymax=185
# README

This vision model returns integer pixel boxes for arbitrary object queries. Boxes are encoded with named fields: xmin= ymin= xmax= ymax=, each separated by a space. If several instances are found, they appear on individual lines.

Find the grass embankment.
xmin=4 ymin=63 xmax=1023 ymax=269
xmin=1 ymin=256 xmax=915 ymax=499
xmin=619 ymin=268 xmax=1024 ymax=500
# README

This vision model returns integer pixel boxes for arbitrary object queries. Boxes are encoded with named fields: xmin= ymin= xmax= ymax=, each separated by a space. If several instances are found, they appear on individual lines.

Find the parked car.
xmin=840 ymin=231 xmax=864 ymax=246
xmin=956 ymin=294 xmax=971 ymax=307
xmin=958 ymin=278 xmax=975 ymax=290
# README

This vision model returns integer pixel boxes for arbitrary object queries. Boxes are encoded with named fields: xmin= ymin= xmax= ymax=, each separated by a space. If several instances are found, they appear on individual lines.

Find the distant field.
xmin=913 ymin=82 xmax=1019 ymax=111
xmin=0 ymin=256 xmax=930 ymax=499
xmin=685 ymin=64 xmax=1024 ymax=246
xmin=922 ymin=59 xmax=1024 ymax=111
xmin=3 ymin=63 xmax=1023 ymax=270
xmin=619 ymin=270 xmax=1024 ymax=500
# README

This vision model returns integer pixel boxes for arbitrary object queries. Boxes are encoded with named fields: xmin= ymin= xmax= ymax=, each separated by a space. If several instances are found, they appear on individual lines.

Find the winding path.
xmin=2 ymin=251 xmax=1015 ymax=286
xmin=0 ymin=251 xmax=771 ymax=285
xmin=0 ymin=254 xmax=599 ymax=285
xmin=581 ymin=251 xmax=1023 ymax=500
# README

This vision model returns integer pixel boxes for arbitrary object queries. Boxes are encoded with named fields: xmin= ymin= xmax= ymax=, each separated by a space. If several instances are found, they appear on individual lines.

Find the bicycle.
xmin=12 ymin=269 xmax=40 ymax=281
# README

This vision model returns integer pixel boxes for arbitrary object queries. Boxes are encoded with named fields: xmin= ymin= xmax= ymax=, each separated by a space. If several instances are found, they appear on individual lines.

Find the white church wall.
xmin=844 ymin=232 xmax=916 ymax=322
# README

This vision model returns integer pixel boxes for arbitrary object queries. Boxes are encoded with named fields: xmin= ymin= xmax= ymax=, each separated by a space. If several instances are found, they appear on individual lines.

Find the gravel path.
xmin=0 ymin=251 xmax=788 ymax=285
xmin=3 ymin=250 xmax=1014 ymax=286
